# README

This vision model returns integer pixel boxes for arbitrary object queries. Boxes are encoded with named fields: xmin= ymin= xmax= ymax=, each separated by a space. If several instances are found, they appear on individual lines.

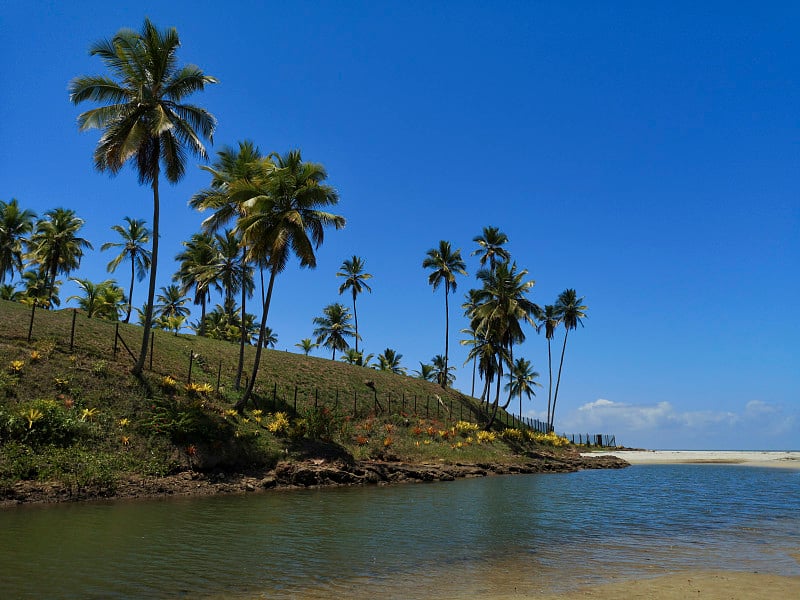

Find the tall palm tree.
xmin=174 ymin=232 xmax=217 ymax=336
xmin=155 ymin=284 xmax=190 ymax=321
xmin=27 ymin=208 xmax=93 ymax=304
xmin=208 ymin=229 xmax=254 ymax=322
xmin=550 ymin=289 xmax=587 ymax=430
xmin=336 ymin=255 xmax=373 ymax=353
xmin=423 ymin=240 xmax=467 ymax=388
xmin=189 ymin=141 xmax=265 ymax=389
xmin=472 ymin=226 xmax=510 ymax=273
xmin=0 ymin=199 xmax=36 ymax=285
xmin=430 ymin=354 xmax=456 ymax=388
xmin=295 ymin=338 xmax=318 ymax=356
xmin=101 ymin=217 xmax=151 ymax=323
xmin=460 ymin=288 xmax=482 ymax=397
xmin=505 ymin=357 xmax=542 ymax=419
xmin=67 ymin=278 xmax=118 ymax=318
xmin=536 ymin=304 xmax=560 ymax=429
xmin=234 ymin=150 xmax=345 ymax=408
xmin=70 ymin=18 xmax=217 ymax=376
xmin=376 ymin=348 xmax=406 ymax=374
xmin=313 ymin=303 xmax=355 ymax=360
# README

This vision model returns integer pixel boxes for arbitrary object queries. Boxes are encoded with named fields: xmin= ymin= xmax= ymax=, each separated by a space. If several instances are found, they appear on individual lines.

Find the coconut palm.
xmin=550 ymin=289 xmax=587 ymax=430
xmin=505 ymin=357 xmax=541 ymax=419
xmin=174 ymin=232 xmax=217 ymax=336
xmin=67 ymin=278 xmax=119 ymax=318
xmin=376 ymin=348 xmax=406 ymax=375
xmin=471 ymin=226 xmax=510 ymax=273
xmin=313 ymin=303 xmax=355 ymax=360
xmin=234 ymin=149 xmax=345 ymax=408
xmin=26 ymin=208 xmax=93 ymax=304
xmin=412 ymin=362 xmax=437 ymax=382
xmin=430 ymin=354 xmax=456 ymax=388
xmin=460 ymin=288 xmax=482 ymax=397
xmin=208 ymin=229 xmax=254 ymax=322
xmin=336 ymin=255 xmax=372 ymax=353
xmin=101 ymin=217 xmax=151 ymax=323
xmin=22 ymin=270 xmax=60 ymax=308
xmin=340 ymin=349 xmax=375 ymax=367
xmin=94 ymin=281 xmax=126 ymax=320
xmin=295 ymin=338 xmax=318 ymax=356
xmin=536 ymin=304 xmax=561 ymax=429
xmin=189 ymin=141 xmax=266 ymax=389
xmin=155 ymin=284 xmax=190 ymax=321
xmin=0 ymin=284 xmax=23 ymax=302
xmin=70 ymin=18 xmax=217 ymax=376
xmin=0 ymin=199 xmax=36 ymax=285
xmin=262 ymin=326 xmax=278 ymax=349
xmin=423 ymin=240 xmax=467 ymax=388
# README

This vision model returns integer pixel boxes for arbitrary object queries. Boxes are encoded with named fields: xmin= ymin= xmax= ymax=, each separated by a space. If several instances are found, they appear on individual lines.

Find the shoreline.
xmin=581 ymin=450 xmax=800 ymax=468
xmin=1 ymin=451 xmax=629 ymax=507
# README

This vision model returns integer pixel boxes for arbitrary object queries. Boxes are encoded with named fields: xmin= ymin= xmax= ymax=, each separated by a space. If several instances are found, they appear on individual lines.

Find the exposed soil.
xmin=0 ymin=450 xmax=628 ymax=507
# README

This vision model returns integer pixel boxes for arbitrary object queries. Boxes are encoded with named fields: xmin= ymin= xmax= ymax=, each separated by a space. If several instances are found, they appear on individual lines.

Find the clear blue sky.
xmin=1 ymin=1 xmax=797 ymax=450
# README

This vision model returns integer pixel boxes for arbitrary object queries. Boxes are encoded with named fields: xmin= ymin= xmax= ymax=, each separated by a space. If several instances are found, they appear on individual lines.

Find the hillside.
xmin=0 ymin=299 xmax=606 ymax=503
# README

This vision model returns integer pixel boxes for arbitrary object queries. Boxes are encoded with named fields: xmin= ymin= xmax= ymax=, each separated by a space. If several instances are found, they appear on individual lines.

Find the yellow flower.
xmin=121 ymin=436 xmax=130 ymax=446
xmin=23 ymin=408 xmax=43 ymax=429
xmin=80 ymin=407 xmax=99 ymax=422
xmin=118 ymin=418 xmax=130 ymax=427
xmin=9 ymin=360 xmax=24 ymax=374
xmin=29 ymin=350 xmax=41 ymax=362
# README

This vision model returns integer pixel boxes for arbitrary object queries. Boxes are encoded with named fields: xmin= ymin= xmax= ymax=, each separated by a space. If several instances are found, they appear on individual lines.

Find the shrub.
xmin=455 ymin=421 xmax=479 ymax=435
xmin=266 ymin=412 xmax=290 ymax=435
xmin=0 ymin=399 xmax=88 ymax=447
xmin=501 ymin=428 xmax=523 ymax=440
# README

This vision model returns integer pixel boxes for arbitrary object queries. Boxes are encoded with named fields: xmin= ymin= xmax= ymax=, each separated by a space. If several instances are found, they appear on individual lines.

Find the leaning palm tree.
xmin=376 ymin=348 xmax=406 ymax=375
xmin=0 ymin=199 xmax=36 ymax=285
xmin=174 ymin=232 xmax=217 ymax=336
xmin=234 ymin=150 xmax=345 ymax=409
xmin=536 ymin=304 xmax=561 ymax=429
xmin=26 ymin=208 xmax=93 ymax=305
xmin=505 ymin=357 xmax=541 ymax=419
xmin=295 ymin=338 xmax=318 ymax=356
xmin=189 ymin=141 xmax=266 ymax=389
xmin=67 ymin=278 xmax=118 ymax=318
xmin=423 ymin=240 xmax=467 ymax=388
xmin=70 ymin=18 xmax=217 ymax=376
xmin=101 ymin=217 xmax=151 ymax=323
xmin=313 ymin=303 xmax=355 ymax=360
xmin=336 ymin=255 xmax=373 ymax=353
xmin=550 ymin=289 xmax=587 ymax=430
xmin=471 ymin=226 xmax=510 ymax=273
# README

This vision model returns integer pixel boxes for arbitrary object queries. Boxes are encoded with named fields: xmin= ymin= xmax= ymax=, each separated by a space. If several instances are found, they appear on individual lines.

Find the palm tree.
xmin=412 ymin=362 xmax=437 ymax=382
xmin=536 ymin=304 xmax=560 ymax=429
xmin=174 ymin=232 xmax=217 ymax=336
xmin=460 ymin=288 xmax=481 ymax=397
xmin=376 ymin=348 xmax=406 ymax=374
xmin=189 ymin=141 xmax=265 ymax=389
xmin=295 ymin=338 xmax=318 ymax=355
xmin=262 ymin=326 xmax=278 ymax=349
xmin=234 ymin=149 xmax=345 ymax=408
xmin=208 ymin=229 xmax=254 ymax=322
xmin=70 ymin=18 xmax=217 ymax=376
xmin=101 ymin=217 xmax=151 ymax=323
xmin=67 ymin=278 xmax=118 ymax=318
xmin=472 ymin=226 xmax=510 ymax=273
xmin=22 ymin=269 xmax=60 ymax=308
xmin=336 ymin=255 xmax=373 ymax=353
xmin=505 ymin=357 xmax=541 ymax=419
xmin=0 ymin=199 xmax=36 ymax=285
xmin=155 ymin=284 xmax=190 ymax=321
xmin=430 ymin=354 xmax=456 ymax=388
xmin=340 ymin=349 xmax=374 ymax=366
xmin=313 ymin=303 xmax=355 ymax=360
xmin=550 ymin=289 xmax=587 ymax=430
xmin=0 ymin=284 xmax=24 ymax=302
xmin=423 ymin=240 xmax=467 ymax=388
xmin=26 ymin=208 xmax=93 ymax=304
xmin=95 ymin=281 xmax=126 ymax=320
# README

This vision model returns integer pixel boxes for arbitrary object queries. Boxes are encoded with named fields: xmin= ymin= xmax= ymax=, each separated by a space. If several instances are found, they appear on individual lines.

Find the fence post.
xmin=70 ymin=309 xmax=77 ymax=350
xmin=187 ymin=350 xmax=194 ymax=384
xmin=216 ymin=360 xmax=222 ymax=392
xmin=27 ymin=302 xmax=35 ymax=342
xmin=387 ymin=393 xmax=391 ymax=415
xmin=113 ymin=322 xmax=119 ymax=358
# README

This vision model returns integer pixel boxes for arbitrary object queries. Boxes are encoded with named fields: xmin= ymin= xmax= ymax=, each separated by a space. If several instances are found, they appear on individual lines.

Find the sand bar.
xmin=581 ymin=449 xmax=800 ymax=468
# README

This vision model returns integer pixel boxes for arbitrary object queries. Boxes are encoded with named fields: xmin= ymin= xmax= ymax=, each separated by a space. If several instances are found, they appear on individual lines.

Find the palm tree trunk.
xmin=471 ymin=354 xmax=476 ymax=398
xmin=352 ymin=289 xmax=359 ymax=354
xmin=442 ymin=284 xmax=449 ymax=389
xmin=234 ymin=249 xmax=247 ymax=390
xmin=486 ymin=359 xmax=503 ymax=429
xmin=125 ymin=258 xmax=134 ymax=323
xmin=546 ymin=338 xmax=553 ymax=429
xmin=501 ymin=342 xmax=514 ymax=410
xmin=199 ymin=292 xmax=207 ymax=337
xmin=133 ymin=174 xmax=159 ymax=377
xmin=237 ymin=266 xmax=276 ymax=411
xmin=550 ymin=328 xmax=570 ymax=431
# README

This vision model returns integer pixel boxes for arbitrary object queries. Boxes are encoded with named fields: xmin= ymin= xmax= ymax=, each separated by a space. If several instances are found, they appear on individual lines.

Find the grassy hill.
xmin=0 ymin=299 xmax=573 ymax=497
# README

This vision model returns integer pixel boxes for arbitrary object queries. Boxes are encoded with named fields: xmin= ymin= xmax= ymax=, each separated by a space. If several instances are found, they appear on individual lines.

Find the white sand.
xmin=582 ymin=449 xmax=800 ymax=468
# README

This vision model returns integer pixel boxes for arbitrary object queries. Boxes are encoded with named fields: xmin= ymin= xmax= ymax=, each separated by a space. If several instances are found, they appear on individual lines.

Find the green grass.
xmin=0 ymin=299 xmax=571 ymax=494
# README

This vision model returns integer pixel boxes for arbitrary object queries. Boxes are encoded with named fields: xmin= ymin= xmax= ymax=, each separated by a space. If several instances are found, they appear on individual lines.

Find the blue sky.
xmin=1 ymin=1 xmax=797 ymax=450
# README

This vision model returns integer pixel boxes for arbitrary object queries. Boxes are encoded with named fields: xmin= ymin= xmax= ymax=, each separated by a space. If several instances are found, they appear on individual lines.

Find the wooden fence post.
xmin=216 ymin=360 xmax=222 ymax=392
xmin=27 ymin=303 xmax=35 ymax=342
xmin=113 ymin=322 xmax=119 ymax=358
xmin=70 ymin=309 xmax=77 ymax=350
xmin=187 ymin=350 xmax=194 ymax=384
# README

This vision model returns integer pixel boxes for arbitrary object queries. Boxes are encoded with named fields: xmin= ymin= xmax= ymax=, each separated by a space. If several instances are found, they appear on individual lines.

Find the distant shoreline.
xmin=581 ymin=450 xmax=800 ymax=468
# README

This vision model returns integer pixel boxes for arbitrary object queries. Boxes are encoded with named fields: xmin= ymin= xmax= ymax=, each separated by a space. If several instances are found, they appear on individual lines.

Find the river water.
xmin=1 ymin=464 xmax=798 ymax=598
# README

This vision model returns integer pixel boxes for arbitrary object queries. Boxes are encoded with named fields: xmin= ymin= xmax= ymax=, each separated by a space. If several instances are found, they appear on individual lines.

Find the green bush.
xmin=142 ymin=397 xmax=234 ymax=444
xmin=0 ymin=399 xmax=88 ymax=447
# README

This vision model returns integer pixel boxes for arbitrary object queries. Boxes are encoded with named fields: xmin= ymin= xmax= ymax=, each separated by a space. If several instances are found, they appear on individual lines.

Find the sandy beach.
xmin=581 ymin=450 xmax=800 ymax=468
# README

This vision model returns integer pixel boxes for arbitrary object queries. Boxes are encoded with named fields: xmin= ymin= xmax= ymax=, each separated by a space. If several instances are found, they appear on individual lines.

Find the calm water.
xmin=1 ymin=465 xmax=798 ymax=598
